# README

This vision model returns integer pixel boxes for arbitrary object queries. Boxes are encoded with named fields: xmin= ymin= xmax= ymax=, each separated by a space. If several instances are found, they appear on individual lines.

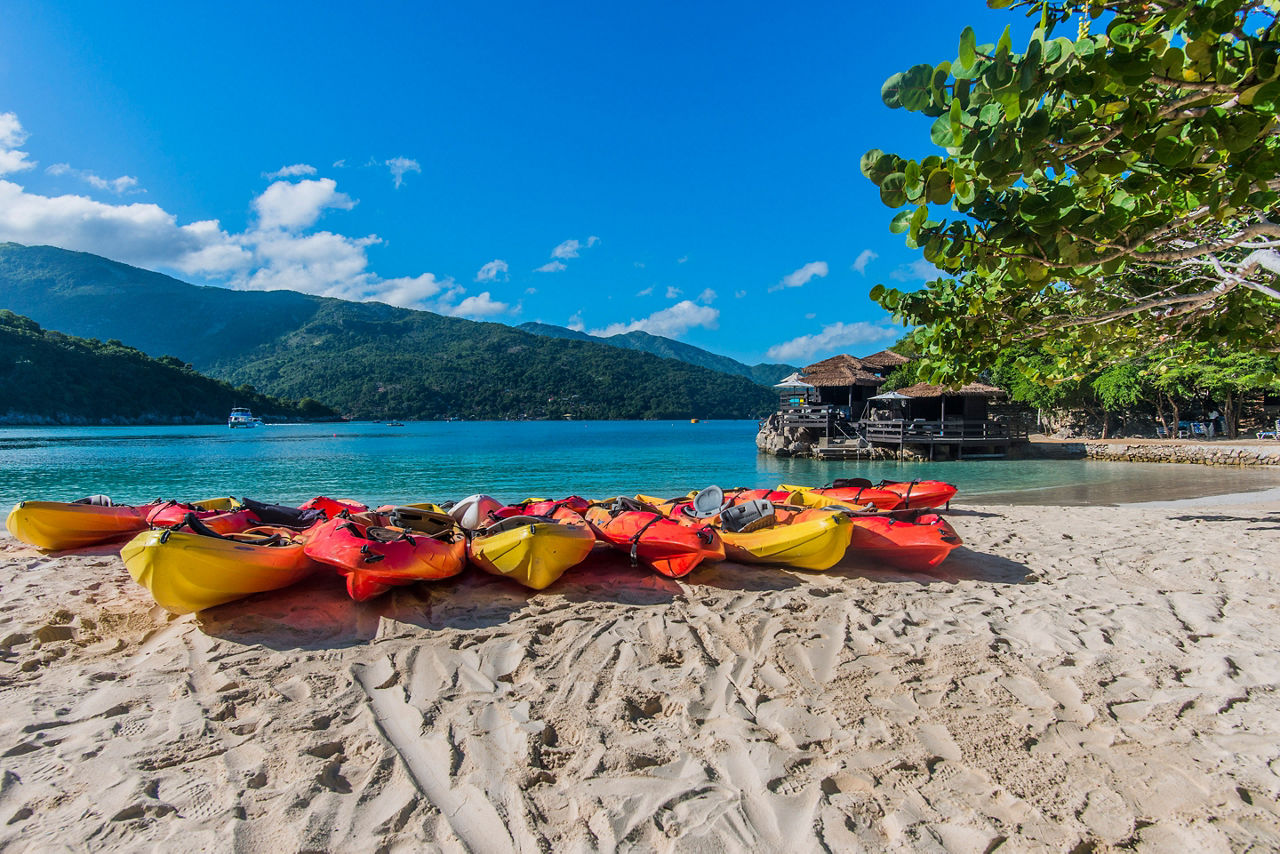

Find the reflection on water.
xmin=0 ymin=421 xmax=1276 ymax=508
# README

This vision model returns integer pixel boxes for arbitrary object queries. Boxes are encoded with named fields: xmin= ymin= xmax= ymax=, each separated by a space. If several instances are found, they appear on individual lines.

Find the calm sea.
xmin=2 ymin=420 xmax=1278 ymax=509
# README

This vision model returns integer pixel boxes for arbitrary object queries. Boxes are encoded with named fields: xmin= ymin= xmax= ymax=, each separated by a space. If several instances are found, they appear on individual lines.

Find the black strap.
xmin=628 ymin=515 xmax=665 ymax=567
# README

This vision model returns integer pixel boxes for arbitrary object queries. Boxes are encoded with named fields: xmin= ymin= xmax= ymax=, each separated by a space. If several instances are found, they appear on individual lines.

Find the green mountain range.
xmin=517 ymin=322 xmax=798 ymax=385
xmin=0 ymin=309 xmax=331 ymax=424
xmin=0 ymin=243 xmax=776 ymax=420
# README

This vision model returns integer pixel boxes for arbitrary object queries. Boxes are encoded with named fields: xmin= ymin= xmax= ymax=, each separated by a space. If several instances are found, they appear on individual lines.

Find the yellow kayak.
xmin=7 ymin=496 xmax=243 ymax=551
xmin=121 ymin=526 xmax=316 ymax=614
xmin=467 ymin=514 xmax=596 ymax=590
xmin=722 ymin=510 xmax=852 ymax=570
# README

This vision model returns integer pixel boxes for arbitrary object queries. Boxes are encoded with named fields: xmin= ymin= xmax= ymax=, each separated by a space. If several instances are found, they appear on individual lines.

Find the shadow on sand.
xmin=195 ymin=538 xmax=1029 ymax=650
xmin=1171 ymin=512 xmax=1280 ymax=531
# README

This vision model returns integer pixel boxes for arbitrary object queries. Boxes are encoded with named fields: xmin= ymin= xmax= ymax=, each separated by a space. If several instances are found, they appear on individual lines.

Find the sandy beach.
xmin=2 ymin=496 xmax=1278 ymax=852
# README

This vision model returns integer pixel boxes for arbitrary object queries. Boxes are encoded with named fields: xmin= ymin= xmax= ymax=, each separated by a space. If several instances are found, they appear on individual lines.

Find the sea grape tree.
xmin=865 ymin=0 xmax=1280 ymax=384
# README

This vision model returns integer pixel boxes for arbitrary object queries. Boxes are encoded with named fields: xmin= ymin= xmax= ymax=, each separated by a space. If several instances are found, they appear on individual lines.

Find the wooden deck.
xmin=780 ymin=406 xmax=1028 ymax=459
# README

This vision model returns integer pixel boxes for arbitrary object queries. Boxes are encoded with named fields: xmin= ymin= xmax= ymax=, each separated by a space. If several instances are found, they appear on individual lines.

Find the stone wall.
xmin=1080 ymin=442 xmax=1280 ymax=466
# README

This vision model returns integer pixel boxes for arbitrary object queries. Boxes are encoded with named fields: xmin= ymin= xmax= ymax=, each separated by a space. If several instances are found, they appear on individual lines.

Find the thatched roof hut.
xmin=896 ymin=381 xmax=1004 ymax=399
xmin=802 ymin=355 xmax=883 ymax=387
xmin=859 ymin=349 xmax=912 ymax=373
xmin=800 ymin=355 xmax=885 ymax=409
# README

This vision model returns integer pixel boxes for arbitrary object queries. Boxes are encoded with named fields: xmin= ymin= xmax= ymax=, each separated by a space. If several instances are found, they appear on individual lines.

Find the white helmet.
xmin=449 ymin=494 xmax=504 ymax=529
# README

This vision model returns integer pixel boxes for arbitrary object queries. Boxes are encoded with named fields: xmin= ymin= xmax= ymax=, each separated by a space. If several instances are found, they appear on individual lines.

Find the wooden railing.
xmin=780 ymin=405 xmax=835 ymax=428
xmin=858 ymin=419 xmax=1027 ymax=443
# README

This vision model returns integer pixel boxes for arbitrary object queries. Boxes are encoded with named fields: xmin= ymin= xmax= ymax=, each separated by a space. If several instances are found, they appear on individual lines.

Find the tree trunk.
xmin=1224 ymin=390 xmax=1237 ymax=439
xmin=1101 ymin=408 xmax=1111 ymax=439
xmin=1154 ymin=394 xmax=1167 ymax=435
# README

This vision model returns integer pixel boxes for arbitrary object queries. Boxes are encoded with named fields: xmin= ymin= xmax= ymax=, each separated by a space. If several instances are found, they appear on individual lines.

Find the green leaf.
xmin=880 ymin=172 xmax=908 ymax=207
xmin=995 ymin=24 xmax=1012 ymax=59
xmin=889 ymin=210 xmax=912 ymax=235
xmin=930 ymin=114 xmax=956 ymax=148
xmin=959 ymin=26 xmax=976 ymax=68
xmin=860 ymin=149 xmax=885 ymax=179
xmin=1108 ymin=22 xmax=1140 ymax=49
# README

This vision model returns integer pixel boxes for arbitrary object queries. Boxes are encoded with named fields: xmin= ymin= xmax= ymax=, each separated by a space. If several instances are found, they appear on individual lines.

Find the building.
xmin=775 ymin=352 xmax=1026 ymax=459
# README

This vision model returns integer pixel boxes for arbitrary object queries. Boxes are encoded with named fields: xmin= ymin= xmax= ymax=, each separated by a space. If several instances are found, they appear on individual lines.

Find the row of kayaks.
xmin=5 ymin=478 xmax=961 ymax=614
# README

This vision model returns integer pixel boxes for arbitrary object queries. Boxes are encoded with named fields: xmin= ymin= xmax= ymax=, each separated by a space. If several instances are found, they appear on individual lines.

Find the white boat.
xmin=228 ymin=407 xmax=264 ymax=428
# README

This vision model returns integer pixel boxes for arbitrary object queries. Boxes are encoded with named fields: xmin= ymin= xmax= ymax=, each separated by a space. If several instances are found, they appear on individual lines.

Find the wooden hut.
xmin=895 ymin=381 xmax=1005 ymax=423
xmin=801 ymin=355 xmax=885 ymax=413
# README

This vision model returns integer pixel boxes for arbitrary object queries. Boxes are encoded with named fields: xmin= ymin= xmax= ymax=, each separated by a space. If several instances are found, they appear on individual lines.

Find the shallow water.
xmin=1 ymin=420 xmax=1277 ymax=508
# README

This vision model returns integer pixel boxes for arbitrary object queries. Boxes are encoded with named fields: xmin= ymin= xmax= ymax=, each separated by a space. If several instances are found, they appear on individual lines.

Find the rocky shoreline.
xmin=757 ymin=414 xmax=1280 ymax=466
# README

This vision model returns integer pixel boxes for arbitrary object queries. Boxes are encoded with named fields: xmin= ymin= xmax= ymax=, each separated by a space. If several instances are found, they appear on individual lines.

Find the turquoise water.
xmin=2 ymin=421 xmax=1278 ymax=508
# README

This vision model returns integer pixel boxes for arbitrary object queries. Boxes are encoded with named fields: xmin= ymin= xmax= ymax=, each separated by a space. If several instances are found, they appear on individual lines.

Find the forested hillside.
xmin=0 ymin=310 xmax=332 ymax=424
xmin=0 ymin=244 xmax=775 ymax=420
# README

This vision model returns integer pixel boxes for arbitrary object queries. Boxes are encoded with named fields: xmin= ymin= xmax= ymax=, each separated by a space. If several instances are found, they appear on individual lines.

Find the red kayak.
xmin=847 ymin=511 xmax=961 ymax=571
xmin=494 ymin=496 xmax=591 ymax=519
xmin=303 ymin=516 xmax=467 ymax=601
xmin=877 ymin=480 xmax=957 ymax=510
xmin=585 ymin=499 xmax=724 ymax=578
xmin=300 ymin=496 xmax=370 ymax=517
xmin=144 ymin=500 xmax=260 ymax=534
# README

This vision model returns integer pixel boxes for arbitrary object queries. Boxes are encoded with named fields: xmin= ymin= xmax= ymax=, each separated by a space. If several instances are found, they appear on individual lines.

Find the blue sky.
xmin=0 ymin=1 xmax=1035 ymax=366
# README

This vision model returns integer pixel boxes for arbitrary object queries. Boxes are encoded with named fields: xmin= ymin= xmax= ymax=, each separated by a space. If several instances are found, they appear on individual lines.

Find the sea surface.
xmin=2 ymin=420 xmax=1278 ymax=509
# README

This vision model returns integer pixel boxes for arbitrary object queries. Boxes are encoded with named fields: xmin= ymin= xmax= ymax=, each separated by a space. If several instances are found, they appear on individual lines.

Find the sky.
xmin=0 ymin=1 xmax=1037 ymax=367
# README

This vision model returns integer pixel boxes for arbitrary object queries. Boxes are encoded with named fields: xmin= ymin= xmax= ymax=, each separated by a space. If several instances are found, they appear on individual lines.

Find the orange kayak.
xmin=877 ymin=480 xmax=958 ymax=509
xmin=777 ymin=482 xmax=903 ymax=510
xmin=303 ymin=517 xmax=467 ymax=601
xmin=848 ymin=512 xmax=961 ymax=571
xmin=585 ymin=499 xmax=724 ymax=578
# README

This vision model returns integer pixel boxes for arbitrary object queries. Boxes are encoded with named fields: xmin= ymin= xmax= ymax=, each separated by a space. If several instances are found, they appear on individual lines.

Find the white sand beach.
xmin=1 ymin=496 xmax=1278 ymax=852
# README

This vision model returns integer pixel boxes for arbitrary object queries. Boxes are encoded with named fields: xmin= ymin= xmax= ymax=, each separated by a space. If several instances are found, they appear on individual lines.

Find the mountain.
xmin=516 ymin=321 xmax=798 ymax=385
xmin=0 ymin=244 xmax=776 ymax=420
xmin=0 ymin=310 xmax=332 ymax=424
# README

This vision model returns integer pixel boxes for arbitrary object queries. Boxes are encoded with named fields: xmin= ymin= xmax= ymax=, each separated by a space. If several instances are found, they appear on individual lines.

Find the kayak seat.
xmin=830 ymin=478 xmax=872 ymax=489
xmin=720 ymin=499 xmax=776 ymax=533
xmin=73 ymin=494 xmax=114 ymax=506
xmin=689 ymin=485 xmax=727 ymax=518
xmin=483 ymin=515 xmax=544 ymax=535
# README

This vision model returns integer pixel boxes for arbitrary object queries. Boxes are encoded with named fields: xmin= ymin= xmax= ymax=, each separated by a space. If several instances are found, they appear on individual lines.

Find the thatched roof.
xmin=859 ymin=349 xmax=912 ymax=370
xmin=897 ymin=381 xmax=1005 ymax=399
xmin=801 ymin=354 xmax=884 ymax=387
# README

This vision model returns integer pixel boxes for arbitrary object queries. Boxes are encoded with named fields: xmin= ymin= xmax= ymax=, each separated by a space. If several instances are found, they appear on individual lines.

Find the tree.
xmin=1152 ymin=342 xmax=1280 ymax=436
xmin=865 ymin=0 xmax=1280 ymax=384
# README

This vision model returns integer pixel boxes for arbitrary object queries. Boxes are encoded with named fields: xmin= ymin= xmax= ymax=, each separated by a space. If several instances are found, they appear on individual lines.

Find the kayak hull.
xmin=777 ymin=484 xmax=901 ymax=511
xmin=304 ymin=518 xmax=466 ymax=601
xmin=7 ymin=501 xmax=151 ymax=551
xmin=848 ymin=513 xmax=962 ymax=571
xmin=122 ymin=528 xmax=316 ymax=614
xmin=880 ymin=481 xmax=958 ymax=509
xmin=723 ymin=511 xmax=852 ymax=570
xmin=468 ymin=518 xmax=597 ymax=590
xmin=585 ymin=505 xmax=724 ymax=578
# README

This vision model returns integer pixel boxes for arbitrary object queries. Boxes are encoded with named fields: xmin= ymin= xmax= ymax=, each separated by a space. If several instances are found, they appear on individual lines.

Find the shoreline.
xmin=2 ymin=493 xmax=1279 ymax=850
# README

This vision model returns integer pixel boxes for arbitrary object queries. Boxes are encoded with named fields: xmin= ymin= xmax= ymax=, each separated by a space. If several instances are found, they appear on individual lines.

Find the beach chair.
xmin=1155 ymin=424 xmax=1170 ymax=439
xmin=1190 ymin=422 xmax=1208 ymax=439
xmin=1259 ymin=419 xmax=1280 ymax=440
xmin=1177 ymin=421 xmax=1190 ymax=438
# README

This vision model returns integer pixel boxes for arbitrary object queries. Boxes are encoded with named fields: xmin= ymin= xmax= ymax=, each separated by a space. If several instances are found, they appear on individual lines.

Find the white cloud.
xmin=47 ymin=163 xmax=140 ymax=194
xmin=253 ymin=178 xmax=354 ymax=230
xmin=376 ymin=273 xmax=452 ymax=308
xmin=851 ymin=249 xmax=878 ymax=275
xmin=0 ymin=113 xmax=35 ymax=176
xmin=634 ymin=261 xmax=645 ymax=269
xmin=769 ymin=260 xmax=828 ymax=292
xmin=445 ymin=291 xmax=510 ymax=318
xmin=475 ymin=259 xmax=509 ymax=283
xmin=524 ymin=287 xmax=536 ymax=295
xmin=567 ymin=312 xmax=585 ymax=332
xmin=636 ymin=286 xmax=653 ymax=296
xmin=765 ymin=321 xmax=898 ymax=362
xmin=550 ymin=235 xmax=600 ymax=260
xmin=332 ymin=159 xmax=347 ymax=168
xmin=677 ymin=255 xmax=688 ymax=264
xmin=386 ymin=157 xmax=421 ymax=188
xmin=734 ymin=290 xmax=747 ymax=298
xmin=890 ymin=258 xmax=944 ymax=282
xmin=697 ymin=288 xmax=716 ymax=304
xmin=264 ymin=163 xmax=317 ymax=180
xmin=0 ymin=112 xmax=489 ymax=314
xmin=805 ymin=312 xmax=816 ymax=319
xmin=589 ymin=300 xmax=719 ymax=339
xmin=535 ymin=260 xmax=566 ymax=273
xmin=665 ymin=285 xmax=682 ymax=299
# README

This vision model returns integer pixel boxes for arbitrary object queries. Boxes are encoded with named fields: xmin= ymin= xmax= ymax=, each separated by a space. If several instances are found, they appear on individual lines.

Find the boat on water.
xmin=228 ymin=407 xmax=264 ymax=428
